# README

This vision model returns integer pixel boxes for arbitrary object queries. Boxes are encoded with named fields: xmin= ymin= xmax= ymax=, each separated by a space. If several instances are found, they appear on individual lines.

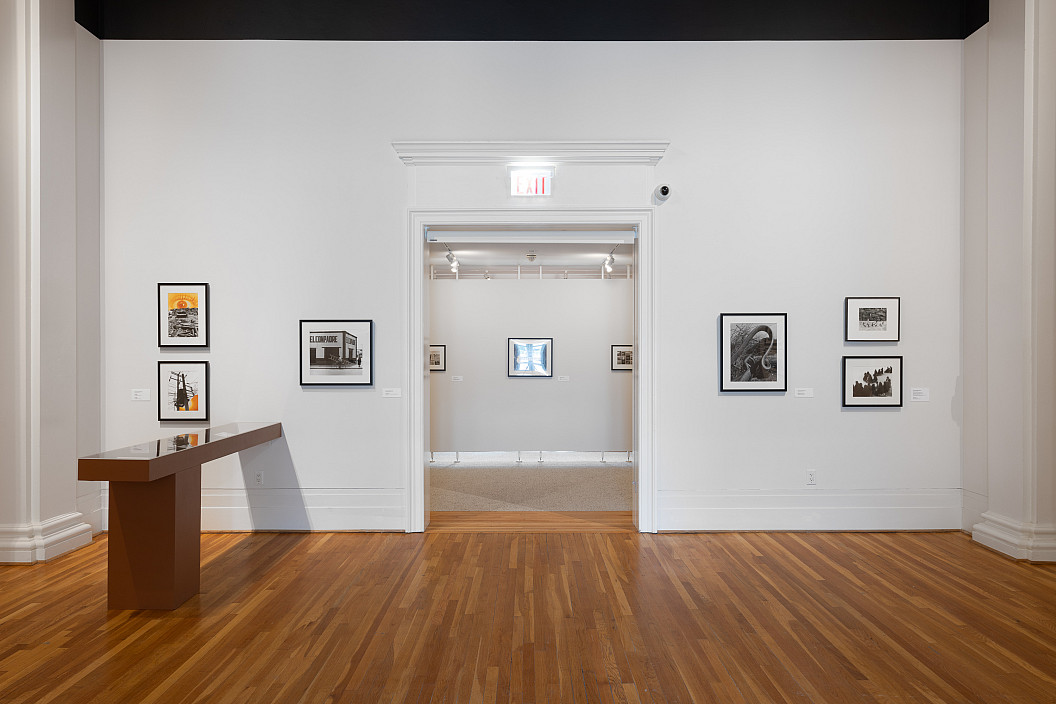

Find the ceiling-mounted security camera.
xmin=654 ymin=184 xmax=671 ymax=203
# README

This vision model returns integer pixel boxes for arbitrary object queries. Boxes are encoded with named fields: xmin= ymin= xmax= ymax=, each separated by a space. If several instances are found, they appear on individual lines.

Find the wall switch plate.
xmin=254 ymin=471 xmax=264 ymax=487
xmin=794 ymin=388 xmax=814 ymax=398
xmin=382 ymin=388 xmax=402 ymax=398
xmin=131 ymin=389 xmax=150 ymax=401
xmin=806 ymin=470 xmax=817 ymax=486
xmin=557 ymin=375 xmax=570 ymax=382
xmin=451 ymin=376 xmax=464 ymax=382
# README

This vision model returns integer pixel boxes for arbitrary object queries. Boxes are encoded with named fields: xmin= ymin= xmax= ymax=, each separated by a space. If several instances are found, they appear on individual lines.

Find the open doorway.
xmin=405 ymin=209 xmax=657 ymax=533
xmin=425 ymin=239 xmax=635 ymax=521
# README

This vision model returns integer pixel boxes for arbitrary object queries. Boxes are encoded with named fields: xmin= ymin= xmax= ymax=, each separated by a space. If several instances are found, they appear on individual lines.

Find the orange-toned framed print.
xmin=158 ymin=361 xmax=209 ymax=421
xmin=158 ymin=283 xmax=209 ymax=347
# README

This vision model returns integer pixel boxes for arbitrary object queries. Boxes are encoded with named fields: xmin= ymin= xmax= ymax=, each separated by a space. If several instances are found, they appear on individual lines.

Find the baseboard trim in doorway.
xmin=427 ymin=511 xmax=634 ymax=533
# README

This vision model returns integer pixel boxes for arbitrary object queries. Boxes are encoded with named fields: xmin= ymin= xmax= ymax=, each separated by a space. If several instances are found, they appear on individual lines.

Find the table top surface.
xmin=80 ymin=422 xmax=279 ymax=462
xmin=78 ymin=422 xmax=282 ymax=482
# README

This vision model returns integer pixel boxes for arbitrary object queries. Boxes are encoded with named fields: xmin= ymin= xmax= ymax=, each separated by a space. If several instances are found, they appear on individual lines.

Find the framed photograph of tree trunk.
xmin=845 ymin=297 xmax=900 ymax=342
xmin=720 ymin=313 xmax=786 ymax=392
xmin=842 ymin=356 xmax=903 ymax=407
xmin=158 ymin=283 xmax=209 ymax=347
xmin=158 ymin=360 xmax=209 ymax=421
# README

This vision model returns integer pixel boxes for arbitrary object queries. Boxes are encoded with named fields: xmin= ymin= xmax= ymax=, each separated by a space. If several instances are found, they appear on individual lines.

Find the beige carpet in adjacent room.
xmin=429 ymin=451 xmax=633 ymax=511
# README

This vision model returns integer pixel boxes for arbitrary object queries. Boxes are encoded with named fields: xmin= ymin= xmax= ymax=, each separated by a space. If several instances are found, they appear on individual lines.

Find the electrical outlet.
xmin=806 ymin=470 xmax=817 ymax=486
xmin=254 ymin=471 xmax=264 ymax=487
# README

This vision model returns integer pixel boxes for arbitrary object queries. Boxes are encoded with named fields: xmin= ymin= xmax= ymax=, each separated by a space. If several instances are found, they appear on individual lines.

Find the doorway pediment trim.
xmin=392 ymin=141 xmax=669 ymax=166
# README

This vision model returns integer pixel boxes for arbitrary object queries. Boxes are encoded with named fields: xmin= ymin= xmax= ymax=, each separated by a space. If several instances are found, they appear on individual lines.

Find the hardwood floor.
xmin=2 ymin=530 xmax=1055 ymax=703
xmin=427 ymin=511 xmax=635 ymax=532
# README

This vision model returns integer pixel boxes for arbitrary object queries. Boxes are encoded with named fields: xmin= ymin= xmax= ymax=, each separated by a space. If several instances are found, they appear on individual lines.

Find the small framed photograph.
xmin=158 ymin=360 xmax=209 ymax=421
xmin=429 ymin=344 xmax=446 ymax=372
xmin=842 ymin=356 xmax=903 ymax=407
xmin=158 ymin=283 xmax=209 ymax=347
xmin=720 ymin=313 xmax=787 ymax=392
xmin=611 ymin=344 xmax=633 ymax=371
xmin=845 ymin=297 xmax=900 ymax=342
xmin=299 ymin=320 xmax=374 ymax=386
xmin=508 ymin=337 xmax=552 ymax=377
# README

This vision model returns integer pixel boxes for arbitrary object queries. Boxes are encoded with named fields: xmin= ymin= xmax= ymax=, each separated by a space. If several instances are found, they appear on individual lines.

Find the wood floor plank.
xmin=2 ymin=531 xmax=1056 ymax=703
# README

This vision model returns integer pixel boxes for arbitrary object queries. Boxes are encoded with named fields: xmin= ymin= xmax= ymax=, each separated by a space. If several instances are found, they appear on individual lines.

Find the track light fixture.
xmin=444 ymin=246 xmax=459 ymax=272
xmin=604 ymin=254 xmax=615 ymax=273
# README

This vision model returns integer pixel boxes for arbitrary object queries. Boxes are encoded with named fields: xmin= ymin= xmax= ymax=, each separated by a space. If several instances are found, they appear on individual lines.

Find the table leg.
xmin=106 ymin=466 xmax=202 ymax=609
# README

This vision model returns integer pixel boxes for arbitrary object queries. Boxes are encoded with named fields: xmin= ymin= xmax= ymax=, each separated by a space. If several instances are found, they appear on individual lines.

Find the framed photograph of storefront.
xmin=720 ymin=313 xmax=786 ymax=392
xmin=299 ymin=319 xmax=374 ymax=386
xmin=842 ymin=355 xmax=903 ymax=407
xmin=429 ymin=345 xmax=446 ymax=372
xmin=611 ymin=344 xmax=633 ymax=371
xmin=158 ymin=360 xmax=209 ymax=421
xmin=508 ymin=337 xmax=552 ymax=377
xmin=845 ymin=297 xmax=900 ymax=342
xmin=158 ymin=283 xmax=209 ymax=347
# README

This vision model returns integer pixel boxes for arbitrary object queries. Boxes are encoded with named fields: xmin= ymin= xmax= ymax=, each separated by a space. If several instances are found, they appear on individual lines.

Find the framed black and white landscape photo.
xmin=508 ymin=337 xmax=552 ymax=377
xmin=611 ymin=344 xmax=633 ymax=371
xmin=158 ymin=360 xmax=209 ymax=421
xmin=428 ymin=345 xmax=446 ymax=372
xmin=158 ymin=283 xmax=209 ymax=347
xmin=720 ymin=313 xmax=787 ymax=392
xmin=299 ymin=319 xmax=374 ymax=386
xmin=842 ymin=356 xmax=903 ymax=407
xmin=845 ymin=297 xmax=900 ymax=342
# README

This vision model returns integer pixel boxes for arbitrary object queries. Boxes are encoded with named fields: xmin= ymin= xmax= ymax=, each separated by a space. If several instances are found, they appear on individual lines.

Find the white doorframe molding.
xmin=404 ymin=207 xmax=658 ymax=533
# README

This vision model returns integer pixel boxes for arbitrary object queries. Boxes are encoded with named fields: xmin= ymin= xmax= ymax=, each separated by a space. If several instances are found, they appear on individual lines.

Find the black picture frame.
xmin=507 ymin=337 xmax=553 ymax=377
xmin=158 ymin=360 xmax=209 ymax=421
xmin=842 ymin=355 xmax=903 ymax=407
xmin=158 ymin=283 xmax=209 ymax=347
xmin=720 ymin=313 xmax=787 ymax=392
xmin=611 ymin=344 xmax=633 ymax=371
xmin=429 ymin=344 xmax=446 ymax=372
xmin=299 ymin=319 xmax=374 ymax=386
xmin=845 ymin=296 xmax=900 ymax=342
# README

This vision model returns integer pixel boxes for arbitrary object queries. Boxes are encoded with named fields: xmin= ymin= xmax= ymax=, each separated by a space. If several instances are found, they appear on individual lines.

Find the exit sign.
xmin=510 ymin=167 xmax=553 ymax=196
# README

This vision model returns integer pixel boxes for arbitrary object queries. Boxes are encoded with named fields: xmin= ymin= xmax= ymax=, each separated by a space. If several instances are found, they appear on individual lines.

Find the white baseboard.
xmin=961 ymin=489 xmax=988 ymax=532
xmin=201 ymin=488 xmax=407 ymax=531
xmin=77 ymin=485 xmax=108 ymax=534
xmin=0 ymin=512 xmax=95 ymax=563
xmin=972 ymin=512 xmax=1056 ymax=562
xmin=657 ymin=489 xmax=962 ymax=531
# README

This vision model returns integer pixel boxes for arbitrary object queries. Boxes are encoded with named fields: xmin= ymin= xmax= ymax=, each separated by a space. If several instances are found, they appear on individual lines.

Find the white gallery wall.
xmin=429 ymin=279 xmax=633 ymax=452
xmin=100 ymin=39 xmax=964 ymax=531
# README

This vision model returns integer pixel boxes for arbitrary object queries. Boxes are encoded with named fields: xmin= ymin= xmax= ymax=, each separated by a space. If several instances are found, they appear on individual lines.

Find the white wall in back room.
xmin=101 ymin=39 xmax=963 ymax=531
xmin=429 ymin=278 xmax=633 ymax=452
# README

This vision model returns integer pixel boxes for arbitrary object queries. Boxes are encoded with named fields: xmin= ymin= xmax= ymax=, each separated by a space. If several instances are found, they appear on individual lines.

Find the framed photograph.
xmin=611 ymin=344 xmax=633 ymax=371
xmin=429 ymin=344 xmax=446 ymax=372
xmin=845 ymin=297 xmax=900 ymax=342
xmin=158 ymin=360 xmax=209 ymax=421
xmin=158 ymin=283 xmax=209 ymax=347
xmin=508 ymin=337 xmax=552 ymax=378
xmin=299 ymin=320 xmax=374 ymax=386
xmin=720 ymin=313 xmax=787 ymax=392
xmin=843 ymin=356 xmax=903 ymax=407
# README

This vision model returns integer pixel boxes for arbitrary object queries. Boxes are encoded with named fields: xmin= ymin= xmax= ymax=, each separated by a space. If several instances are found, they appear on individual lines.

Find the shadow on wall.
xmin=238 ymin=435 xmax=310 ymax=530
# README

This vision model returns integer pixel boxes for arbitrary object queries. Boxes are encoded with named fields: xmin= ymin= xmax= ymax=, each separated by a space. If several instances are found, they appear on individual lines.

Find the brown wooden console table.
xmin=78 ymin=422 xmax=283 ymax=609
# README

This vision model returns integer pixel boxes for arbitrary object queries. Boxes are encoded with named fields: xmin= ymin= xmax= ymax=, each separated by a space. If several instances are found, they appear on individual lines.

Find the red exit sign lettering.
xmin=510 ymin=168 xmax=553 ymax=197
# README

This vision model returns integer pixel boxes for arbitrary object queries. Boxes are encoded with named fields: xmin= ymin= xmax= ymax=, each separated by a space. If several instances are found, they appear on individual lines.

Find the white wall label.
xmin=911 ymin=387 xmax=930 ymax=402
xmin=794 ymin=388 xmax=814 ymax=398
xmin=451 ymin=376 xmax=464 ymax=382
xmin=131 ymin=389 xmax=150 ymax=401
xmin=382 ymin=388 xmax=402 ymax=398
xmin=558 ymin=375 xmax=570 ymax=382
